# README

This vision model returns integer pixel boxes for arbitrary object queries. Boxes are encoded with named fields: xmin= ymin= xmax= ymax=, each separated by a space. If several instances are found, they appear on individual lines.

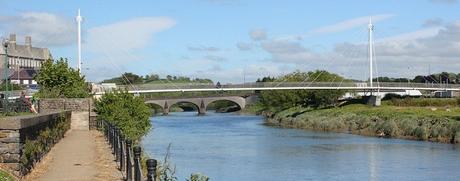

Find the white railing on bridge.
xmin=115 ymin=82 xmax=458 ymax=90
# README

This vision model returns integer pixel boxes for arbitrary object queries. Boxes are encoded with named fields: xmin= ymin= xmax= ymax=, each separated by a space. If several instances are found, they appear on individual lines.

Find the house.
xmin=0 ymin=34 xmax=51 ymax=85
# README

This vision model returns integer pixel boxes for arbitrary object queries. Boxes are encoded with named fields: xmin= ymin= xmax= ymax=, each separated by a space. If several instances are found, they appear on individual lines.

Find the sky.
xmin=0 ymin=0 xmax=459 ymax=83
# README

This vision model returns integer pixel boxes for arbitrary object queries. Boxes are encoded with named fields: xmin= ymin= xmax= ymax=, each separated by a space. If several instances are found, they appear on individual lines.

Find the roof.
xmin=0 ymin=68 xmax=38 ymax=80
xmin=10 ymin=69 xmax=39 ymax=79
xmin=0 ymin=44 xmax=50 ymax=60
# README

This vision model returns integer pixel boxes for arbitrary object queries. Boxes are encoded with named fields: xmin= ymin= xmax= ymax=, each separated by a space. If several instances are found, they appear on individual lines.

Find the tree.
xmin=34 ymin=58 xmax=89 ymax=98
xmin=259 ymin=70 xmax=347 ymax=110
xmin=94 ymin=90 xmax=151 ymax=142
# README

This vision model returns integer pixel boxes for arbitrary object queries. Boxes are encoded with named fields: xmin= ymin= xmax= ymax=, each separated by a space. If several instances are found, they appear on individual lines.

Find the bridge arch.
xmin=145 ymin=99 xmax=205 ymax=115
xmin=205 ymin=98 xmax=245 ymax=112
xmin=145 ymin=96 xmax=245 ymax=115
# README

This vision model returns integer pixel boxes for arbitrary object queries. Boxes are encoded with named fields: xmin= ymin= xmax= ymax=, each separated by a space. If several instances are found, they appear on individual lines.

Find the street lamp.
xmin=2 ymin=39 xmax=10 ymax=114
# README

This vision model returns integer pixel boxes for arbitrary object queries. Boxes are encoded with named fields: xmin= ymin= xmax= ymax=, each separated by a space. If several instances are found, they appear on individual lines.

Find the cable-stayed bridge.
xmin=94 ymin=82 xmax=460 ymax=95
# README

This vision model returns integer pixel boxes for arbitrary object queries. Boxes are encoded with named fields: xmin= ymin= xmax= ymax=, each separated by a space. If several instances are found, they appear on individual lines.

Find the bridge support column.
xmin=365 ymin=95 xmax=381 ymax=106
xmin=198 ymin=100 xmax=206 ymax=115
xmin=163 ymin=102 xmax=170 ymax=116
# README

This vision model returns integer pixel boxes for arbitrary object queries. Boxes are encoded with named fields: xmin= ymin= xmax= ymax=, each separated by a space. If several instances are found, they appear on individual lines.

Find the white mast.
xmin=368 ymin=17 xmax=374 ymax=91
xmin=76 ymin=9 xmax=82 ymax=74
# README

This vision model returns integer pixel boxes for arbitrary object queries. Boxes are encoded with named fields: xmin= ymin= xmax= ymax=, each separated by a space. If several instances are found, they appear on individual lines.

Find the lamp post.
xmin=2 ymin=40 xmax=10 ymax=114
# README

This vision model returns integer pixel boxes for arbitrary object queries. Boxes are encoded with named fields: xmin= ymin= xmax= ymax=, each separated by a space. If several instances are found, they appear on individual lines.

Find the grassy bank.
xmin=264 ymin=102 xmax=460 ymax=144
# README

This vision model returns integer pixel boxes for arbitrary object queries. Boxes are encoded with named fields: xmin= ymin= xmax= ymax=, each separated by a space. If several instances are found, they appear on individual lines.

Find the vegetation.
xmin=34 ymin=58 xmax=89 ymax=98
xmin=20 ymin=114 xmax=71 ymax=174
xmin=0 ymin=82 xmax=24 ymax=91
xmin=373 ymin=71 xmax=460 ymax=84
xmin=102 ymin=72 xmax=213 ymax=85
xmin=266 ymin=103 xmax=460 ymax=143
xmin=94 ymin=90 xmax=151 ymax=142
xmin=259 ymin=70 xmax=348 ymax=111
xmin=383 ymin=97 xmax=458 ymax=107
xmin=0 ymin=169 xmax=14 ymax=181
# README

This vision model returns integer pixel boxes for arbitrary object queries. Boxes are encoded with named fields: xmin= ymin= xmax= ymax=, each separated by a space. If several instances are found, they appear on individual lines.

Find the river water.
xmin=142 ymin=112 xmax=460 ymax=181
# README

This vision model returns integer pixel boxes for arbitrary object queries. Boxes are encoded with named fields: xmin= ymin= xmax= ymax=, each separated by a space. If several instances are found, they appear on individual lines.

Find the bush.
xmin=94 ymin=90 xmax=151 ymax=142
xmin=455 ymin=132 xmax=460 ymax=143
xmin=34 ymin=58 xmax=89 ymax=98
xmin=413 ymin=126 xmax=429 ymax=140
xmin=377 ymin=119 xmax=399 ymax=137
xmin=188 ymin=173 xmax=210 ymax=181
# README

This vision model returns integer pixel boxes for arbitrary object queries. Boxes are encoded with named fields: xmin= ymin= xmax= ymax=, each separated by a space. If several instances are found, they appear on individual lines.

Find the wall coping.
xmin=0 ymin=111 xmax=71 ymax=130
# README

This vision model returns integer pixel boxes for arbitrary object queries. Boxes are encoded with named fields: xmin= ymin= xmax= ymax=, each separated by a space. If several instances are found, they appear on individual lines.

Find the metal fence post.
xmin=146 ymin=159 xmax=157 ymax=181
xmin=134 ymin=146 xmax=142 ymax=181
xmin=126 ymin=139 xmax=133 ymax=181
xmin=114 ymin=128 xmax=119 ymax=162
xmin=120 ymin=133 xmax=125 ymax=171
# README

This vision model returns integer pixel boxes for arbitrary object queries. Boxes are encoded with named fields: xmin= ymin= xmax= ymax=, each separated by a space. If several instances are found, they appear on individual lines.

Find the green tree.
xmin=94 ymin=90 xmax=151 ymax=142
xmin=34 ymin=58 xmax=89 ymax=98
xmin=259 ymin=70 xmax=347 ymax=110
xmin=102 ymin=72 xmax=143 ymax=85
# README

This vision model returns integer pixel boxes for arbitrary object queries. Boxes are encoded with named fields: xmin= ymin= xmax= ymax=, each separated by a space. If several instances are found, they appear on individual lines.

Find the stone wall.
xmin=38 ymin=98 xmax=94 ymax=113
xmin=0 ymin=111 xmax=71 ymax=176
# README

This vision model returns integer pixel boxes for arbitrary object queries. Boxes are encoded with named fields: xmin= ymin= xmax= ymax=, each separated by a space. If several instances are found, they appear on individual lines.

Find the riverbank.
xmin=248 ymin=101 xmax=460 ymax=144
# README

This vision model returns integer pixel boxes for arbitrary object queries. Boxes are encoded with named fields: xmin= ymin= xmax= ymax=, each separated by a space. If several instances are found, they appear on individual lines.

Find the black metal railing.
xmin=98 ymin=120 xmax=157 ymax=181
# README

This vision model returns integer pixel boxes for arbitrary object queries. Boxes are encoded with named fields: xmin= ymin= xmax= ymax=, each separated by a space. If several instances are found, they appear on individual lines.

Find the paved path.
xmin=23 ymin=130 xmax=123 ymax=181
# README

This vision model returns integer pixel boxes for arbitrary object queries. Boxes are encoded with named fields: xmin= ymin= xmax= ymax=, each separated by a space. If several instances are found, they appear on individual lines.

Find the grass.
xmin=266 ymin=102 xmax=460 ymax=143
xmin=0 ymin=169 xmax=14 ymax=181
xmin=0 ymin=111 xmax=35 ymax=118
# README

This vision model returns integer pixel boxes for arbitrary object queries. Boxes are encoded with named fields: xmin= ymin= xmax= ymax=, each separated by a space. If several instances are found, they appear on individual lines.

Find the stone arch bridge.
xmin=145 ymin=96 xmax=246 ymax=115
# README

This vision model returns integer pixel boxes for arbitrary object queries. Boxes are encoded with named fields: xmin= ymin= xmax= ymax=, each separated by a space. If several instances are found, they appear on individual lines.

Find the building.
xmin=0 ymin=34 xmax=51 ymax=85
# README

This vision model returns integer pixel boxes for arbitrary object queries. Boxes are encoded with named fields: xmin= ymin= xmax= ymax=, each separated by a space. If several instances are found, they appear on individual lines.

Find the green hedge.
xmin=20 ymin=114 xmax=71 ymax=174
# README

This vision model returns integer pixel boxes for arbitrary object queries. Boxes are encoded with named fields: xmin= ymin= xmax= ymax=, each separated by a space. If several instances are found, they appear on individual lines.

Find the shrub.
xmin=378 ymin=119 xmax=399 ymax=137
xmin=188 ymin=173 xmax=210 ymax=181
xmin=34 ymin=58 xmax=89 ymax=98
xmin=413 ymin=126 xmax=429 ymax=140
xmin=94 ymin=90 xmax=151 ymax=142
xmin=455 ymin=132 xmax=460 ymax=144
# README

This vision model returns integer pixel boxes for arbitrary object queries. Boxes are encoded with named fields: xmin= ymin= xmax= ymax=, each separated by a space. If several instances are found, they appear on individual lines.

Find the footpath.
xmin=22 ymin=112 xmax=123 ymax=181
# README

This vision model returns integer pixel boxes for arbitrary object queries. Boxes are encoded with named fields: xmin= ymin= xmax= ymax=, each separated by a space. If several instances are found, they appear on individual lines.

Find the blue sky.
xmin=1 ymin=0 xmax=459 ymax=83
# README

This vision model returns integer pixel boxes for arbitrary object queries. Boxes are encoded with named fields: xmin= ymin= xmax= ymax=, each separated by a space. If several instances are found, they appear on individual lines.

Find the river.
xmin=142 ymin=112 xmax=460 ymax=181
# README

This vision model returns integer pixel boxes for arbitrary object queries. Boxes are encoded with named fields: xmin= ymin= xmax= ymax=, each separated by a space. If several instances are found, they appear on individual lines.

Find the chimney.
xmin=25 ymin=36 xmax=32 ymax=48
xmin=9 ymin=34 xmax=16 ymax=49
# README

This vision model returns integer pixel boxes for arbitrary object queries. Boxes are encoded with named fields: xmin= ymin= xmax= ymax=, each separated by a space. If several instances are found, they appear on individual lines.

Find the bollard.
xmin=126 ymin=139 xmax=133 ymax=181
xmin=120 ymin=133 xmax=125 ymax=171
xmin=133 ymin=146 xmax=142 ymax=181
xmin=146 ymin=159 xmax=157 ymax=181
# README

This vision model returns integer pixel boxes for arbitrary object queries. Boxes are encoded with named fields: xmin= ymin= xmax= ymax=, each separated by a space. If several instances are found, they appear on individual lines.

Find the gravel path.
xmin=23 ymin=130 xmax=123 ymax=181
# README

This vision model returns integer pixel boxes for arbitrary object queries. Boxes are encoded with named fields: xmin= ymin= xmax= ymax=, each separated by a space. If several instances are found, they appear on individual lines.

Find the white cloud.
xmin=236 ymin=42 xmax=253 ymax=51
xmin=310 ymin=14 xmax=395 ymax=34
xmin=204 ymin=55 xmax=227 ymax=62
xmin=0 ymin=12 xmax=75 ymax=47
xmin=250 ymin=29 xmax=267 ymax=41
xmin=84 ymin=17 xmax=175 ymax=81
xmin=188 ymin=45 xmax=220 ymax=52
xmin=258 ymin=21 xmax=460 ymax=80
xmin=422 ymin=18 xmax=444 ymax=27
xmin=87 ymin=17 xmax=175 ymax=54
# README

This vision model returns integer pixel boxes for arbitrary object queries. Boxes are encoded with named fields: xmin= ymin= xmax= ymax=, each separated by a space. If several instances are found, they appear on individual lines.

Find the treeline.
xmin=258 ymin=70 xmax=348 ymax=111
xmin=373 ymin=72 xmax=460 ymax=84
xmin=101 ymin=72 xmax=213 ymax=85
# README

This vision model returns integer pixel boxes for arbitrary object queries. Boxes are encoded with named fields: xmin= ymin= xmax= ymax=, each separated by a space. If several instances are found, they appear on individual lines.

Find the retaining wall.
xmin=0 ymin=111 xmax=71 ymax=176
